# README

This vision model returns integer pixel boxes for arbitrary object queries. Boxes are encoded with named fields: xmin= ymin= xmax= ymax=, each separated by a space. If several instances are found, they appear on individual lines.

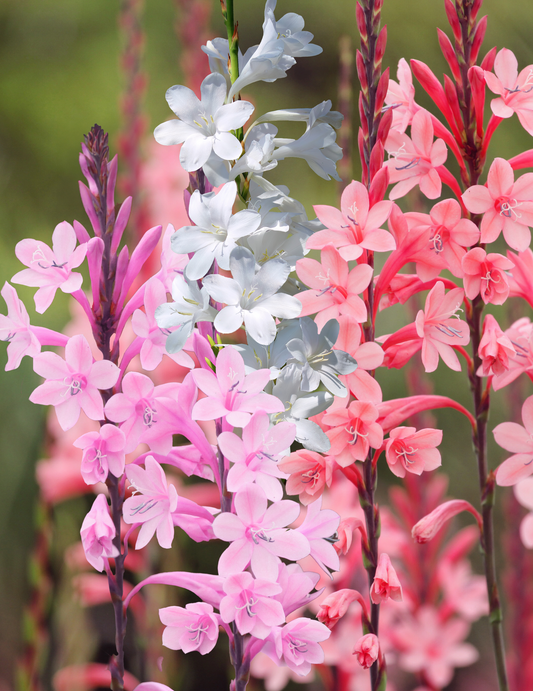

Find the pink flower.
xmin=494 ymin=395 xmax=533 ymax=486
xmin=462 ymin=248 xmax=514 ymax=305
xmin=514 ymin=477 xmax=533 ymax=548
xmin=268 ymin=618 xmax=331 ymax=676
xmin=307 ymin=180 xmax=394 ymax=261
xmin=317 ymin=589 xmax=367 ymax=629
xmin=30 ymin=334 xmax=120 ymax=431
xmin=336 ymin=315 xmax=384 ymax=403
xmin=0 ymin=282 xmax=41 ymax=370
xmin=159 ymin=602 xmax=219 ymax=654
xmin=477 ymin=313 xmax=516 ymax=377
xmin=412 ymin=500 xmax=482 ymax=543
xmin=385 ymin=426 xmax=442 ymax=478
xmin=80 ymin=494 xmax=119 ymax=572
xmin=492 ymin=317 xmax=533 ymax=390
xmin=507 ymin=247 xmax=533 ymax=308
xmin=296 ymin=246 xmax=373 ymax=330
xmin=415 ymin=281 xmax=469 ymax=373
xmin=278 ymin=449 xmax=335 ymax=505
xmin=192 ymin=345 xmax=282 ymax=427
xmin=296 ymin=496 xmax=340 ymax=575
xmin=73 ymin=424 xmax=126 ymax=485
xmin=123 ymin=456 xmax=178 ymax=549
xmin=462 ymin=157 xmax=533 ymax=251
xmin=385 ymin=58 xmax=419 ymax=133
xmin=219 ymin=572 xmax=285 ymax=639
xmin=213 ymin=483 xmax=309 ymax=581
xmin=12 ymin=221 xmax=88 ymax=313
xmin=353 ymin=633 xmax=380 ymax=669
xmin=322 ymin=400 xmax=383 ymax=466
xmin=484 ymin=48 xmax=533 ymax=135
xmin=370 ymin=553 xmax=403 ymax=604
xmin=384 ymin=109 xmax=448 ymax=200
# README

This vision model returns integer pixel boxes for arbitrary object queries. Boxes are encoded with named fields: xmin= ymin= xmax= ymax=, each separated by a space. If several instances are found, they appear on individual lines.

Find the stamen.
xmin=395 ymin=156 xmax=421 ymax=171
xmin=288 ymin=637 xmax=308 ymax=656
xmin=236 ymin=596 xmax=258 ymax=617
xmin=250 ymin=527 xmax=274 ymax=544
xmin=62 ymin=376 xmax=83 ymax=397
xmin=186 ymin=623 xmax=209 ymax=643
xmin=344 ymin=425 xmax=369 ymax=445
xmin=435 ymin=324 xmax=463 ymax=338
xmin=395 ymin=445 xmax=418 ymax=465
xmin=143 ymin=405 xmax=157 ymax=427
xmin=130 ymin=498 xmax=158 ymax=515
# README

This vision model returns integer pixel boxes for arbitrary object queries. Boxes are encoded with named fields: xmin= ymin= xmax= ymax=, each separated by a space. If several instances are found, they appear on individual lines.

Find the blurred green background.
xmin=1 ymin=0 xmax=533 ymax=689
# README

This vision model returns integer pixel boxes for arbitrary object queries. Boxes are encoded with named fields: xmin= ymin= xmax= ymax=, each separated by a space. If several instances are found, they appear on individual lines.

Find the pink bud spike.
xmin=87 ymin=237 xmax=105 ymax=311
xmin=111 ymin=196 xmax=133 ymax=255
xmin=117 ymin=225 xmax=162 ymax=308
xmin=480 ymin=45 xmax=497 ymax=71
xmin=78 ymin=181 xmax=101 ymax=236
xmin=106 ymin=155 xmax=118 ymax=215
xmin=444 ymin=0 xmax=462 ymax=42
xmin=437 ymin=29 xmax=462 ymax=83
xmin=73 ymin=220 xmax=91 ymax=244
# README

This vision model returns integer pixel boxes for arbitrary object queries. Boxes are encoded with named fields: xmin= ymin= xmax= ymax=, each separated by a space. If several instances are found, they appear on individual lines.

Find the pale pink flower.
xmin=307 ymin=180 xmax=394 ymax=261
xmin=30 ymin=334 xmax=120 ymax=431
xmin=370 ymin=553 xmax=403 ymax=604
xmin=219 ymin=572 xmax=285 ymax=639
xmin=494 ymin=395 xmax=533 ymax=486
xmin=278 ymin=449 xmax=335 ymax=505
xmin=73 ymin=424 xmax=126 ymax=485
xmin=462 ymin=247 xmax=514 ymax=305
xmin=250 ymin=652 xmax=313 ymax=691
xmin=322 ymin=400 xmax=383 ymax=466
xmin=159 ymin=602 xmax=219 ymax=654
xmin=12 ymin=221 xmax=88 ymax=313
xmin=438 ymin=560 xmax=488 ymax=621
xmin=123 ymin=456 xmax=178 ymax=549
xmin=267 ymin=618 xmax=331 ymax=676
xmin=80 ymin=494 xmax=119 ymax=572
xmin=415 ymin=281 xmax=470 ymax=373
xmin=296 ymin=246 xmax=373 ymax=330
xmin=336 ymin=315 xmax=384 ymax=403
xmin=0 ymin=282 xmax=42 ymax=370
xmin=462 ymin=157 xmax=533 ymax=251
xmin=213 ymin=483 xmax=309 ymax=581
xmin=477 ymin=313 xmax=516 ymax=377
xmin=484 ymin=48 xmax=533 ymax=135
xmin=514 ymin=477 xmax=533 ymax=548
xmin=54 ymin=664 xmax=139 ymax=691
xmin=385 ymin=426 xmax=442 ymax=478
xmin=353 ymin=634 xmax=380 ymax=669
xmin=384 ymin=109 xmax=448 ymax=200
xmin=192 ymin=345 xmax=282 ymax=428
xmin=385 ymin=58 xmax=419 ymax=133
xmin=296 ymin=496 xmax=340 ymax=575
xmin=491 ymin=317 xmax=533 ymax=390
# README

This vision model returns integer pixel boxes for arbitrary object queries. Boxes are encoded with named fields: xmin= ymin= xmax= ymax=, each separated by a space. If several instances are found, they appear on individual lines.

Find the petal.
xmin=213 ymin=131 xmax=244 ymax=161
xmin=180 ymin=134 xmax=213 ymax=171
xmin=487 ymin=157 xmax=514 ymax=197
xmin=462 ymin=185 xmax=493 ymax=214
xmin=493 ymin=421 xmax=533 ymax=453
xmin=496 ymin=454 xmax=533 ymax=486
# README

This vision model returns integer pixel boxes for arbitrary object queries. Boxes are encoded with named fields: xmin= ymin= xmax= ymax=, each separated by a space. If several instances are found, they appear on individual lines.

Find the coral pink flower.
xmin=317 ymin=589 xmax=367 ymax=629
xmin=278 ymin=449 xmax=335 ymax=505
xmin=353 ymin=633 xmax=380 ymax=669
xmin=336 ymin=315 xmax=384 ymax=403
xmin=477 ymin=313 xmax=516 ymax=377
xmin=322 ymin=400 xmax=383 ymax=466
xmin=385 ymin=426 xmax=442 ymax=478
xmin=462 ymin=248 xmax=514 ymax=305
xmin=159 ymin=602 xmax=219 ymax=655
xmin=123 ymin=456 xmax=178 ymax=549
xmin=462 ymin=157 xmax=533 ymax=251
xmin=507 ymin=247 xmax=533 ymax=308
xmin=12 ymin=221 xmax=88 ymax=313
xmin=74 ymin=424 xmax=126 ymax=485
xmin=494 ymin=395 xmax=533 ymax=486
xmin=0 ymin=282 xmax=41 ymax=370
xmin=384 ymin=109 xmax=448 ymax=200
xmin=307 ymin=180 xmax=394 ymax=261
xmin=370 ymin=553 xmax=403 ymax=604
xmin=412 ymin=500 xmax=482 ymax=543
xmin=514 ymin=477 xmax=533 ymax=548
xmin=415 ymin=281 xmax=469 ymax=373
xmin=385 ymin=57 xmax=419 ymax=133
xmin=80 ymin=494 xmax=119 ymax=572
xmin=30 ymin=334 xmax=120 ymax=431
xmin=295 ymin=246 xmax=373 ymax=329
xmin=484 ymin=48 xmax=533 ymax=135
xmin=219 ymin=572 xmax=285 ymax=639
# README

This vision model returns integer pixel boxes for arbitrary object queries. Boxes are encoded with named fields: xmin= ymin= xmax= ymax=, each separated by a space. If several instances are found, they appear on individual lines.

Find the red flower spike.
xmin=375 ymin=26 xmax=387 ymax=66
xmin=358 ymin=127 xmax=369 ymax=184
xmin=374 ymin=68 xmax=390 ymax=117
xmin=369 ymin=166 xmax=389 ymax=205
xmin=468 ymin=66 xmax=486 ymax=137
xmin=444 ymin=0 xmax=462 ymax=42
xmin=411 ymin=59 xmax=463 ymax=142
xmin=437 ymin=29 xmax=462 ymax=83
xmin=480 ymin=45 xmax=497 ymax=72
xmin=508 ymin=149 xmax=533 ymax=171
xmin=355 ymin=2 xmax=367 ymax=39
xmin=481 ymin=114 xmax=504 ymax=158
xmin=356 ymin=50 xmax=369 ymax=93
xmin=471 ymin=16 xmax=488 ymax=65
xmin=376 ymin=106 xmax=393 ymax=146
xmin=471 ymin=0 xmax=483 ymax=22
xmin=443 ymin=75 xmax=465 ymax=134
xmin=359 ymin=93 xmax=369 ymax=137
xmin=369 ymin=141 xmax=385 ymax=180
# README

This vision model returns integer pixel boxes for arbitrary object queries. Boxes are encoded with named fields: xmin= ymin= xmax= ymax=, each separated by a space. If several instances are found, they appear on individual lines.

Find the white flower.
xmin=264 ymin=0 xmax=322 ymax=59
xmin=273 ymin=123 xmax=342 ymax=181
xmin=202 ymin=247 xmax=301 ymax=345
xmin=171 ymin=182 xmax=261 ymax=280
xmin=255 ymin=100 xmax=343 ymax=129
xmin=154 ymin=73 xmax=254 ymax=171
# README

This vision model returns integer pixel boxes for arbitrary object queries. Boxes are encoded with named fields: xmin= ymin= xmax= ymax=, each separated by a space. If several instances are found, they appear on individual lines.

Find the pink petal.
xmin=419 ymin=168 xmax=441 ymax=199
xmin=493 ymin=421 xmax=533 ymax=453
xmin=89 ymin=360 xmax=120 ymax=390
xmin=487 ymin=157 xmax=514 ymax=197
xmin=496 ymin=454 xmax=533 ymax=486
xmin=218 ymin=539 xmax=253 ymax=576
xmin=462 ymin=185 xmax=493 ymax=214
xmin=411 ymin=110 xmax=433 ymax=156
xmin=494 ymin=48 xmax=518 ymax=88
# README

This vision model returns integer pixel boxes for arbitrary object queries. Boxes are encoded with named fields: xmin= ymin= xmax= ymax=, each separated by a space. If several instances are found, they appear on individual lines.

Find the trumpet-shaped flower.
xmin=335 ymin=315 xmax=384 ymax=403
xmin=80 ymin=494 xmax=119 ymax=572
xmin=494 ymin=395 xmax=533 ymax=486
xmin=154 ymin=73 xmax=254 ymax=171
xmin=385 ymin=426 xmax=442 ymax=478
xmin=12 ymin=221 xmax=88 ymax=313
xmin=74 ymin=424 xmax=126 ymax=485
xmin=385 ymin=58 xmax=419 ymax=133
xmin=30 ymin=334 xmax=120 ymax=431
xmin=477 ymin=314 xmax=516 ymax=377
xmin=0 ymin=282 xmax=41 ymax=370
xmin=159 ymin=603 xmax=219 ymax=655
xmin=462 ymin=157 xmax=533 ymax=252
xmin=278 ymin=449 xmax=335 ymax=505
xmin=370 ymin=553 xmax=403 ymax=604
xmin=353 ymin=634 xmax=380 ymax=669
xmin=266 ymin=618 xmax=330 ymax=676
xmin=484 ymin=48 xmax=533 ymax=135
xmin=322 ymin=400 xmax=383 ymax=466
xmin=295 ymin=496 xmax=340 ymax=575
xmin=462 ymin=248 xmax=513 ymax=305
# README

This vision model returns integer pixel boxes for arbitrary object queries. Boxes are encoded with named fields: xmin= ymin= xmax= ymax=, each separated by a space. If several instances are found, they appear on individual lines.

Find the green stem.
xmin=223 ymin=0 xmax=240 ymax=88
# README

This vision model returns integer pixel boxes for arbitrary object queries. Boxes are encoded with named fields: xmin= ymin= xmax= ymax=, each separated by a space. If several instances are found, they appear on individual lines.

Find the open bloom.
xmin=0 ymin=282 xmax=41 ymax=370
xmin=385 ymin=57 xmax=419 ymax=133
xmin=485 ymin=48 xmax=533 ymax=135
xmin=74 ymin=424 xmax=126 ymax=485
xmin=30 ymin=334 xmax=120 ymax=431
xmin=80 ymin=494 xmax=119 ymax=572
xmin=159 ymin=603 xmax=219 ymax=655
xmin=267 ymin=618 xmax=331 ymax=676
xmin=462 ymin=248 xmax=513 ymax=305
xmin=278 ymin=449 xmax=335 ymax=505
xmin=494 ymin=395 xmax=533 ymax=486
xmin=462 ymin=157 xmax=533 ymax=252
xmin=477 ymin=314 xmax=516 ymax=377
xmin=385 ymin=426 xmax=442 ymax=477
xmin=322 ymin=400 xmax=383 ymax=466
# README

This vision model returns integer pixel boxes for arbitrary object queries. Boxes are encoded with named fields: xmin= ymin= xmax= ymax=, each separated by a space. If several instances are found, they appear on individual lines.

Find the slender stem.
xmin=223 ymin=0 xmax=240 ymax=87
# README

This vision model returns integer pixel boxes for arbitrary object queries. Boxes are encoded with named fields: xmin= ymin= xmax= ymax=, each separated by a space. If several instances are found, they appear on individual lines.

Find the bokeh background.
xmin=1 ymin=0 xmax=533 ymax=689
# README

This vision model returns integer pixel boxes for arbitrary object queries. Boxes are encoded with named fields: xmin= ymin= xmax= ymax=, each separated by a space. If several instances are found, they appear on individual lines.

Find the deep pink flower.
xmin=385 ymin=426 xmax=442 ymax=478
xmin=30 ymin=334 xmax=120 ymax=431
xmin=384 ymin=109 xmax=448 ymax=200
xmin=278 ymin=449 xmax=335 ymax=505
xmin=477 ymin=313 xmax=516 ymax=377
xmin=415 ymin=281 xmax=469 ymax=373
xmin=73 ymin=424 xmax=126 ymax=485
xmin=307 ymin=180 xmax=394 ymax=261
xmin=12 ymin=221 xmax=88 ymax=313
xmin=370 ymin=553 xmax=403 ymax=604
xmin=462 ymin=157 xmax=533 ymax=251
xmin=494 ymin=395 xmax=533 ymax=486
xmin=123 ymin=456 xmax=178 ymax=549
xmin=322 ymin=400 xmax=383 ymax=466
xmin=80 ymin=494 xmax=119 ymax=572
xmin=484 ymin=48 xmax=533 ymax=135
xmin=0 ymin=282 xmax=41 ymax=370
xmin=159 ymin=602 xmax=219 ymax=655
xmin=353 ymin=633 xmax=380 ymax=669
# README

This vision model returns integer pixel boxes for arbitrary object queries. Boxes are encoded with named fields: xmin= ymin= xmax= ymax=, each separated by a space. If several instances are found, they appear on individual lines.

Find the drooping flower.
xmin=462 ymin=157 xmax=533 ymax=252
xmin=30 ymin=334 xmax=120 ymax=431
xmin=370 ymin=553 xmax=403 ymax=604
xmin=159 ymin=602 xmax=220 ymax=655
xmin=80 ymin=494 xmax=119 ymax=572
xmin=484 ymin=48 xmax=533 ymax=135
xmin=494 ymin=395 xmax=533 ymax=486
xmin=477 ymin=314 xmax=516 ymax=377
xmin=353 ymin=634 xmax=380 ymax=669
xmin=385 ymin=426 xmax=442 ymax=478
